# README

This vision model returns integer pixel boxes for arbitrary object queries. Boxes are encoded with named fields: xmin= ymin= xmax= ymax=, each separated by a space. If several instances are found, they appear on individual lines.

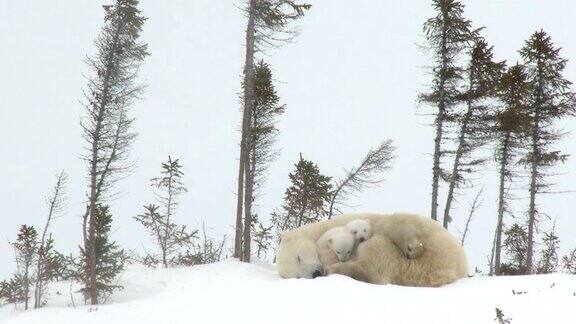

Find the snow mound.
xmin=1 ymin=259 xmax=575 ymax=324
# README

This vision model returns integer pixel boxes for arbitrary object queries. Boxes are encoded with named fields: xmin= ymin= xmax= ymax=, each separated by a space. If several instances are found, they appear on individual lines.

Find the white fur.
xmin=275 ymin=213 xmax=468 ymax=287
xmin=316 ymin=226 xmax=355 ymax=267
xmin=345 ymin=219 xmax=372 ymax=244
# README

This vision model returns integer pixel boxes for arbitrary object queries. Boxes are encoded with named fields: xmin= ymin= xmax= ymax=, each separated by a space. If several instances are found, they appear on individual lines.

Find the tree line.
xmin=420 ymin=0 xmax=575 ymax=275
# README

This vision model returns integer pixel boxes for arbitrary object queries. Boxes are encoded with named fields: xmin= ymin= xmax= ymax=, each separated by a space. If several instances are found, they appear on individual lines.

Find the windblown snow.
xmin=1 ymin=259 xmax=575 ymax=324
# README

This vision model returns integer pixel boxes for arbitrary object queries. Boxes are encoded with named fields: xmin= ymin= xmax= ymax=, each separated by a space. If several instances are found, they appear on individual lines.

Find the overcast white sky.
xmin=1 ymin=0 xmax=575 ymax=278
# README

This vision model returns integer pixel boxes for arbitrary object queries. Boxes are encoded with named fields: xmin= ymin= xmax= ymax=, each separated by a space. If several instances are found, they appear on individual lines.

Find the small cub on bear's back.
xmin=345 ymin=219 xmax=372 ymax=244
xmin=316 ymin=226 xmax=355 ymax=267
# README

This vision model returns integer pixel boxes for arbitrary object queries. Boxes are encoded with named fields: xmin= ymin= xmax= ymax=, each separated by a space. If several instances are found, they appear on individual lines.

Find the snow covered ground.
xmin=1 ymin=259 xmax=575 ymax=324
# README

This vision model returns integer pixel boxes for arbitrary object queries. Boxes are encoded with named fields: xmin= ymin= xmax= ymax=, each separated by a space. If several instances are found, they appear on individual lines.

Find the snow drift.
xmin=1 ymin=259 xmax=575 ymax=324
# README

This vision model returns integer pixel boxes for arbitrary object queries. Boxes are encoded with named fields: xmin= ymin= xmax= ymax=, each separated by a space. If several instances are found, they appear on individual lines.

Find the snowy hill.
xmin=1 ymin=260 xmax=575 ymax=324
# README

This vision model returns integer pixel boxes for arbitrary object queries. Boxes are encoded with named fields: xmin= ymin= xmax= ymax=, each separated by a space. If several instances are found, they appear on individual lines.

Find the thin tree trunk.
xmin=162 ymin=168 xmax=174 ymax=268
xmin=442 ymin=103 xmax=472 ymax=229
xmin=431 ymin=113 xmax=443 ymax=222
xmin=243 ymin=154 xmax=255 ymax=262
xmin=430 ymin=9 xmax=449 ymax=222
xmin=34 ymin=191 xmax=60 ymax=308
xmin=489 ymin=226 xmax=497 ymax=276
xmin=85 ymin=18 xmax=123 ymax=305
xmin=34 ymin=175 xmax=62 ymax=308
xmin=442 ymin=119 xmax=469 ymax=229
xmin=494 ymin=133 xmax=511 ymax=275
xmin=236 ymin=0 xmax=256 ymax=261
xmin=443 ymin=73 xmax=474 ymax=229
xmin=24 ymin=264 xmax=30 ymax=310
xmin=243 ymin=127 xmax=258 ymax=262
xmin=526 ymin=59 xmax=544 ymax=274
xmin=234 ymin=154 xmax=245 ymax=259
xmin=327 ymin=187 xmax=342 ymax=220
xmin=526 ymin=117 xmax=539 ymax=274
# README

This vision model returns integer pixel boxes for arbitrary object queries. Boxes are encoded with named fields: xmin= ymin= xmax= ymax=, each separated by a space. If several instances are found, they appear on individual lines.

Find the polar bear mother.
xmin=276 ymin=213 xmax=468 ymax=287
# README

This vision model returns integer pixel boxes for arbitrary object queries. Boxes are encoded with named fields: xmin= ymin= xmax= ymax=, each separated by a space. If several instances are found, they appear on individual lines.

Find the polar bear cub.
xmin=345 ymin=219 xmax=372 ymax=244
xmin=347 ymin=218 xmax=424 ymax=260
xmin=316 ymin=226 xmax=355 ymax=267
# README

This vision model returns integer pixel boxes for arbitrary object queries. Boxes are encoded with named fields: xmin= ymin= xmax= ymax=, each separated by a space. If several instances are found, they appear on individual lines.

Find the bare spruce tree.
xmin=419 ymin=0 xmax=476 ymax=221
xmin=34 ymin=171 xmax=67 ymax=308
xmin=442 ymin=38 xmax=504 ymax=229
xmin=519 ymin=30 xmax=576 ymax=273
xmin=134 ymin=157 xmax=197 ymax=268
xmin=459 ymin=188 xmax=483 ymax=246
xmin=492 ymin=64 xmax=531 ymax=275
xmin=235 ymin=0 xmax=310 ymax=261
xmin=327 ymin=140 xmax=396 ymax=219
xmin=80 ymin=0 xmax=148 ymax=304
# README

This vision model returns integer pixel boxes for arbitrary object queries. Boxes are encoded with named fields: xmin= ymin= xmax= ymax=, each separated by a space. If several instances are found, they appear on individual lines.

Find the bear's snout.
xmin=312 ymin=270 xmax=322 ymax=278
xmin=358 ymin=237 xmax=366 ymax=243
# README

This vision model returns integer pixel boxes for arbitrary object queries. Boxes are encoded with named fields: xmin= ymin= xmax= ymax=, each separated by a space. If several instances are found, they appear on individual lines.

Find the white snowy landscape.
xmin=3 ymin=0 xmax=576 ymax=323
xmin=1 ymin=259 xmax=575 ymax=324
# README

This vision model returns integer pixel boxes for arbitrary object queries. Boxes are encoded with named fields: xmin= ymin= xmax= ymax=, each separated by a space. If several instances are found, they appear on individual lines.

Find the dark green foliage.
xmin=37 ymin=237 xmax=67 ymax=282
xmin=419 ymin=0 xmax=478 ymax=221
xmin=34 ymin=235 xmax=68 ymax=307
xmin=252 ymin=0 xmax=311 ymax=51
xmin=249 ymin=60 xmax=285 ymax=200
xmin=518 ymin=30 xmax=576 ymax=272
xmin=12 ymin=225 xmax=39 ymax=310
xmin=500 ymin=224 xmax=528 ymax=275
xmin=242 ymin=60 xmax=284 ymax=261
xmin=0 ymin=277 xmax=26 ymax=306
xmin=536 ymin=224 xmax=560 ymax=274
xmin=442 ymin=38 xmax=505 ymax=228
xmin=271 ymin=155 xmax=332 ymax=236
xmin=562 ymin=249 xmax=576 ymax=274
xmin=79 ymin=205 xmax=125 ymax=301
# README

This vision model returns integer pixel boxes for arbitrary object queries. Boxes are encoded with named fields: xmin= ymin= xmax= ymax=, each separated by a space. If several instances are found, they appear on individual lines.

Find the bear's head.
xmin=327 ymin=231 xmax=354 ymax=262
xmin=276 ymin=235 xmax=324 ymax=279
xmin=345 ymin=219 xmax=372 ymax=243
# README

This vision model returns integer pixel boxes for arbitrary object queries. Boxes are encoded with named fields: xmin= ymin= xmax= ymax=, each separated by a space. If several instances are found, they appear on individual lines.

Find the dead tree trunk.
xmin=34 ymin=171 xmax=66 ymax=308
